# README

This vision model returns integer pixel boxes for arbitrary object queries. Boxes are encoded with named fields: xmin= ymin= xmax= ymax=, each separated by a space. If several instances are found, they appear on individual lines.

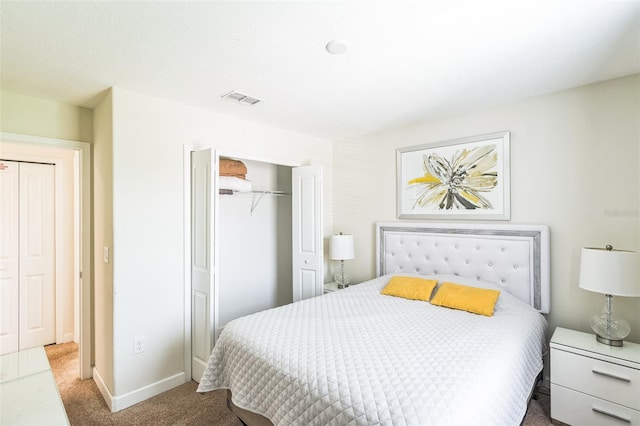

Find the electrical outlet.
xmin=133 ymin=336 xmax=145 ymax=354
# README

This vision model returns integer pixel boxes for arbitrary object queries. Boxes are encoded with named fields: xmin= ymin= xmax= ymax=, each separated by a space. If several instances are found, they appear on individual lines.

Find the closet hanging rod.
xmin=250 ymin=190 xmax=291 ymax=215
xmin=218 ymin=190 xmax=291 ymax=196
xmin=252 ymin=190 xmax=291 ymax=196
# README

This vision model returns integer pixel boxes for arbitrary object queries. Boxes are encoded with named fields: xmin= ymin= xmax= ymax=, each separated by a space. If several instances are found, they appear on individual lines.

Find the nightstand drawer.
xmin=552 ymin=383 xmax=640 ymax=426
xmin=552 ymin=348 xmax=640 ymax=409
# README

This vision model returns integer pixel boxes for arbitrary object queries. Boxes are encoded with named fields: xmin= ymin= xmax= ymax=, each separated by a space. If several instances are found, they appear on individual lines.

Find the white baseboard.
xmin=92 ymin=367 xmax=113 ymax=411
xmin=93 ymin=367 xmax=186 ymax=413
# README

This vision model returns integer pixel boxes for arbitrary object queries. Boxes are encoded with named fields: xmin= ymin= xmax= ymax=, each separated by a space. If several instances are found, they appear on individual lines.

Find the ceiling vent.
xmin=221 ymin=91 xmax=261 ymax=106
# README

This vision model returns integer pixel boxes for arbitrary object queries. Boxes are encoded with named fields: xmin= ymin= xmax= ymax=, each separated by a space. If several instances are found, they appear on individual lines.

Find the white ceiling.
xmin=1 ymin=1 xmax=639 ymax=140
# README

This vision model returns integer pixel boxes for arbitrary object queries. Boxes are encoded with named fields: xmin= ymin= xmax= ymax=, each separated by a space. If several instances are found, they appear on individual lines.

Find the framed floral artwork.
xmin=396 ymin=131 xmax=510 ymax=220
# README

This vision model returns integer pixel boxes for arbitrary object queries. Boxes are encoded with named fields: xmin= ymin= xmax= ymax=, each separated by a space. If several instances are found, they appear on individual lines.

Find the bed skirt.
xmin=227 ymin=390 xmax=274 ymax=426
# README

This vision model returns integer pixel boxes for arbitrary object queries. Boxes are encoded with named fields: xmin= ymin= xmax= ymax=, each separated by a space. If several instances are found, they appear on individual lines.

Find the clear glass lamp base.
xmin=590 ymin=296 xmax=631 ymax=347
xmin=334 ymin=272 xmax=350 ymax=289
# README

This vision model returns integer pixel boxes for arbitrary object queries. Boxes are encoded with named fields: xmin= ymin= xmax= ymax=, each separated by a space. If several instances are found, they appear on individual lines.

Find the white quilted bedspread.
xmin=197 ymin=275 xmax=547 ymax=425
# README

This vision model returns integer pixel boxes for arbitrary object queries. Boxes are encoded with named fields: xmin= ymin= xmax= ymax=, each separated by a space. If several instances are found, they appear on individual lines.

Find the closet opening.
xmin=186 ymin=147 xmax=323 ymax=383
xmin=217 ymin=158 xmax=294 ymax=332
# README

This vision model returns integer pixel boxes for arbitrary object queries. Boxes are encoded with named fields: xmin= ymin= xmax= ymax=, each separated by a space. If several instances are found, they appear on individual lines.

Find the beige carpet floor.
xmin=46 ymin=342 xmax=553 ymax=425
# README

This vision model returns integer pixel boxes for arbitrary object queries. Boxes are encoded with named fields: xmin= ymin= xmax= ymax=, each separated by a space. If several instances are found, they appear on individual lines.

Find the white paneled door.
xmin=0 ymin=161 xmax=55 ymax=355
xmin=0 ymin=161 xmax=19 ymax=354
xmin=292 ymin=165 xmax=323 ymax=302
xmin=190 ymin=149 xmax=215 ymax=382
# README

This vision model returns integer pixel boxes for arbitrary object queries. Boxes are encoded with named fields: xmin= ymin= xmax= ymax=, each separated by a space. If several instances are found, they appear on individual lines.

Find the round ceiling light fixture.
xmin=325 ymin=40 xmax=348 ymax=55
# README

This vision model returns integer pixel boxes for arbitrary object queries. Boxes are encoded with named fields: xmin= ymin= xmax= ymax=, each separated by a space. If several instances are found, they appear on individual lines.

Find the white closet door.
xmin=18 ymin=162 xmax=55 ymax=350
xmin=292 ymin=165 xmax=323 ymax=301
xmin=0 ymin=161 xmax=19 ymax=354
xmin=191 ymin=149 xmax=216 ymax=382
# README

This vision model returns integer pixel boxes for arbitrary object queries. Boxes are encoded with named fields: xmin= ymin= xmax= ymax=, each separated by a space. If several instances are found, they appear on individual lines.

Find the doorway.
xmin=0 ymin=132 xmax=92 ymax=379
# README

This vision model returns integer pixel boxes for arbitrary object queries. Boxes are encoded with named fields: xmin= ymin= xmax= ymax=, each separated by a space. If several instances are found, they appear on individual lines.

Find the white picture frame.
xmin=396 ymin=131 xmax=510 ymax=220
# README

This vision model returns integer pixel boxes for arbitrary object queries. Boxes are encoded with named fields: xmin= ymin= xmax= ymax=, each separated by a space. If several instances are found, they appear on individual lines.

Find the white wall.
xmin=333 ymin=74 xmax=640 ymax=345
xmin=0 ymin=91 xmax=93 ymax=142
xmin=93 ymin=90 xmax=114 ymax=394
xmin=106 ymin=87 xmax=333 ymax=404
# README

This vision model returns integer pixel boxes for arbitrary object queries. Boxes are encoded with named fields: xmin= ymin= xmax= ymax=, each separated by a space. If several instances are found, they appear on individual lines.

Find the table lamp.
xmin=330 ymin=232 xmax=355 ymax=289
xmin=579 ymin=245 xmax=640 ymax=346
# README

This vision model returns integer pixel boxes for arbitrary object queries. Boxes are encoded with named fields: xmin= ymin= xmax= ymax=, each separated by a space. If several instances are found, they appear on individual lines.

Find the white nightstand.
xmin=550 ymin=327 xmax=640 ymax=425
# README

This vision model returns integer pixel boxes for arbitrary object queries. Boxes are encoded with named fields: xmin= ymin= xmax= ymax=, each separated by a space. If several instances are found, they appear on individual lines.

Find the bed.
xmin=197 ymin=222 xmax=550 ymax=425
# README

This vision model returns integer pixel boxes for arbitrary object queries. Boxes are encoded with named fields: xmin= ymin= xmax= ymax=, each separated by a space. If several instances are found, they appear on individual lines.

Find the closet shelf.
xmin=218 ymin=188 xmax=290 ymax=214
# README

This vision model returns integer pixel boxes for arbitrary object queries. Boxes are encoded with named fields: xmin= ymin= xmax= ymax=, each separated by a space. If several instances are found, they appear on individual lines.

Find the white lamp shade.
xmin=330 ymin=234 xmax=355 ymax=260
xmin=579 ymin=247 xmax=640 ymax=297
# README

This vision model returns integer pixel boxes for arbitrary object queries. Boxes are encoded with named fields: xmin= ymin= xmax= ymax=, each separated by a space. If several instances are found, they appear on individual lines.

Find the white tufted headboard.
xmin=376 ymin=222 xmax=550 ymax=313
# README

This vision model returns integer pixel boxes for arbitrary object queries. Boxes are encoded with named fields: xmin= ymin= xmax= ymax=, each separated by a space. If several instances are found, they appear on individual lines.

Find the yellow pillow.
xmin=430 ymin=282 xmax=500 ymax=316
xmin=380 ymin=276 xmax=438 ymax=302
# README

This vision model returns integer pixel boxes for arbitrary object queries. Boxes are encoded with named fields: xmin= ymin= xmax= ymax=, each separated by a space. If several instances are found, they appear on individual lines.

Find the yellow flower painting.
xmin=408 ymin=144 xmax=498 ymax=210
xmin=397 ymin=131 xmax=510 ymax=220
